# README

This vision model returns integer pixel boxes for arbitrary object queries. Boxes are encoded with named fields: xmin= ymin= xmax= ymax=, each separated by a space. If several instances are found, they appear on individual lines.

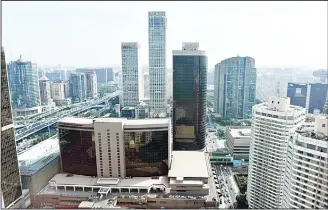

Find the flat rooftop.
xmin=206 ymin=132 xmax=228 ymax=153
xmin=49 ymin=173 xmax=169 ymax=188
xmin=59 ymin=117 xmax=93 ymax=125
xmin=18 ymin=137 xmax=60 ymax=176
xmin=168 ymin=151 xmax=209 ymax=178
xmin=227 ymin=127 xmax=251 ymax=138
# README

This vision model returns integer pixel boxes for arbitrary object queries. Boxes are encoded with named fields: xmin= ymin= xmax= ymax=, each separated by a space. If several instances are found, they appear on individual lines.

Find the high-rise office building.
xmin=214 ymin=56 xmax=257 ymax=119
xmin=287 ymin=82 xmax=328 ymax=114
xmin=247 ymin=96 xmax=305 ymax=209
xmin=58 ymin=117 xmax=171 ymax=178
xmin=7 ymin=56 xmax=41 ymax=116
xmin=69 ymin=73 xmax=87 ymax=103
xmin=39 ymin=74 xmax=54 ymax=106
xmin=172 ymin=42 xmax=207 ymax=151
xmin=282 ymin=115 xmax=328 ymax=209
xmin=50 ymin=81 xmax=66 ymax=100
xmin=45 ymin=69 xmax=66 ymax=81
xmin=85 ymin=71 xmax=98 ymax=99
xmin=148 ymin=11 xmax=167 ymax=116
xmin=76 ymin=68 xmax=114 ymax=84
xmin=120 ymin=42 xmax=140 ymax=108
xmin=1 ymin=47 xmax=23 ymax=208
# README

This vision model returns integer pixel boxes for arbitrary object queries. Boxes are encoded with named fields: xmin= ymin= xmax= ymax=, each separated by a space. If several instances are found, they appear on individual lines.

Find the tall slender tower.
xmin=1 ymin=47 xmax=23 ymax=208
xmin=120 ymin=42 xmax=140 ymax=108
xmin=172 ymin=42 xmax=207 ymax=151
xmin=148 ymin=11 xmax=167 ymax=117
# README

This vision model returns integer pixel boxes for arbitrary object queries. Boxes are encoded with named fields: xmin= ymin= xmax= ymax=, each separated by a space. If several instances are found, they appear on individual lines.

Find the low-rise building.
xmin=226 ymin=126 xmax=251 ymax=160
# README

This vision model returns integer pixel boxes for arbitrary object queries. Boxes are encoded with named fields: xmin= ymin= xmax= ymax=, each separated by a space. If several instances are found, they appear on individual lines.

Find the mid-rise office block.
xmin=1 ymin=47 xmax=23 ymax=208
xmin=172 ymin=42 xmax=207 ymax=151
xmin=282 ymin=115 xmax=328 ymax=209
xmin=226 ymin=126 xmax=251 ymax=160
xmin=76 ymin=68 xmax=114 ymax=83
xmin=247 ymin=97 xmax=305 ymax=209
xmin=120 ymin=42 xmax=140 ymax=108
xmin=214 ymin=56 xmax=257 ymax=119
xmin=69 ymin=73 xmax=87 ymax=103
xmin=58 ymin=117 xmax=172 ymax=178
xmin=148 ymin=11 xmax=167 ymax=116
xmin=287 ymin=82 xmax=328 ymax=114
xmin=7 ymin=56 xmax=41 ymax=116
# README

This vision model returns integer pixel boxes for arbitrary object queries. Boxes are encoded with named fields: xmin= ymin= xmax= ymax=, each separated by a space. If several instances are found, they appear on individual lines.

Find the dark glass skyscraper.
xmin=172 ymin=43 xmax=207 ymax=151
xmin=69 ymin=73 xmax=87 ymax=103
xmin=1 ymin=47 xmax=23 ymax=208
xmin=214 ymin=56 xmax=256 ymax=119
xmin=287 ymin=82 xmax=328 ymax=114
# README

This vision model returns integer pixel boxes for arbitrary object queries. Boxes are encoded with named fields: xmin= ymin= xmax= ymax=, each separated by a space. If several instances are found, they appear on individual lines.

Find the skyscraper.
xmin=7 ymin=56 xmax=41 ymax=116
xmin=287 ymin=82 xmax=328 ymax=114
xmin=69 ymin=73 xmax=87 ymax=103
xmin=282 ymin=115 xmax=328 ymax=209
xmin=85 ymin=71 xmax=98 ymax=99
xmin=148 ymin=11 xmax=167 ymax=116
xmin=120 ymin=42 xmax=140 ymax=108
xmin=1 ymin=47 xmax=23 ymax=208
xmin=247 ymin=97 xmax=305 ymax=209
xmin=214 ymin=56 xmax=257 ymax=119
xmin=39 ymin=74 xmax=54 ymax=106
xmin=172 ymin=42 xmax=207 ymax=151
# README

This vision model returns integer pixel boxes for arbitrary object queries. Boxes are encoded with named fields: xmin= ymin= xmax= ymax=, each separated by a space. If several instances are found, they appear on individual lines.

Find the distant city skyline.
xmin=2 ymin=1 xmax=327 ymax=69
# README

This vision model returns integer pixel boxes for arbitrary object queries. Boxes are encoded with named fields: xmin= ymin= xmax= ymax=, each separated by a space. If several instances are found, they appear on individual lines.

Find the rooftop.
xmin=205 ymin=133 xmax=228 ymax=153
xmin=59 ymin=117 xmax=93 ymax=125
xmin=168 ymin=151 xmax=209 ymax=178
xmin=49 ymin=173 xmax=169 ymax=188
xmin=18 ymin=137 xmax=60 ymax=176
xmin=227 ymin=127 xmax=251 ymax=138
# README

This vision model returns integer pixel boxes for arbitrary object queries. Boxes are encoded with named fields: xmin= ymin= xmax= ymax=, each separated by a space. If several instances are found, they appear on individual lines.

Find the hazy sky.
xmin=2 ymin=1 xmax=327 ymax=69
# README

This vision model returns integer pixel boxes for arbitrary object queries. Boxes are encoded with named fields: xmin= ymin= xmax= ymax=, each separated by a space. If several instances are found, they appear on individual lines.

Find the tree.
xmin=236 ymin=194 xmax=248 ymax=209
xmin=255 ymin=98 xmax=262 ymax=105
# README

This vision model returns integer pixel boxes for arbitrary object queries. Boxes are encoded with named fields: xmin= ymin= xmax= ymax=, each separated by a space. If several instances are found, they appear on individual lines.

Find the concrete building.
xmin=85 ymin=71 xmax=98 ymax=99
xmin=76 ymin=68 xmax=114 ymax=84
xmin=148 ymin=11 xmax=167 ymax=116
xmin=135 ymin=101 xmax=150 ymax=119
xmin=7 ymin=56 xmax=41 ymax=116
xmin=287 ymin=82 xmax=328 ymax=114
xmin=1 ymin=47 xmax=24 ymax=208
xmin=58 ymin=117 xmax=172 ymax=178
xmin=214 ymin=56 xmax=257 ymax=119
xmin=144 ymin=72 xmax=150 ymax=99
xmin=226 ymin=126 xmax=251 ymax=160
xmin=39 ymin=75 xmax=55 ymax=109
xmin=282 ymin=115 xmax=328 ymax=209
xmin=45 ymin=69 xmax=67 ymax=81
xmin=247 ymin=96 xmax=306 ymax=209
xmin=121 ymin=107 xmax=136 ymax=119
xmin=172 ymin=42 xmax=207 ymax=151
xmin=50 ymin=81 xmax=71 ymax=106
xmin=18 ymin=138 xmax=61 ymax=207
xmin=69 ymin=73 xmax=87 ymax=103
xmin=313 ymin=69 xmax=328 ymax=83
xmin=120 ymin=42 xmax=140 ymax=108
xmin=32 ymin=150 xmax=216 ymax=209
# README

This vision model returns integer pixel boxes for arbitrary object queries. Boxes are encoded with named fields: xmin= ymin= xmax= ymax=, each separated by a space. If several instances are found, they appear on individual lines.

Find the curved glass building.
xmin=172 ymin=42 xmax=207 ymax=151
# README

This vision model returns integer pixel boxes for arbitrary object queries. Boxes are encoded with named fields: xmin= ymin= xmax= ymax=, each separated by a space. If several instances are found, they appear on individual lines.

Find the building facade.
xmin=148 ymin=11 xmax=167 ymax=116
xmin=7 ymin=56 xmax=41 ymax=116
xmin=69 ymin=73 xmax=87 ymax=103
xmin=39 ymin=75 xmax=54 ymax=106
xmin=76 ymin=68 xmax=114 ymax=84
xmin=1 ymin=47 xmax=23 ymax=208
xmin=247 ymin=97 xmax=305 ymax=209
xmin=287 ymin=82 xmax=328 ymax=114
xmin=215 ymin=56 xmax=257 ymax=119
xmin=58 ymin=117 xmax=172 ymax=178
xmin=282 ymin=115 xmax=328 ymax=209
xmin=120 ymin=42 xmax=140 ymax=108
xmin=172 ymin=42 xmax=207 ymax=151
xmin=85 ymin=71 xmax=98 ymax=99
xmin=226 ymin=126 xmax=251 ymax=160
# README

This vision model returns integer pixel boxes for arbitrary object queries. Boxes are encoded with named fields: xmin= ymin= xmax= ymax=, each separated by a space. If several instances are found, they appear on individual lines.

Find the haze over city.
xmin=2 ymin=1 xmax=327 ymax=69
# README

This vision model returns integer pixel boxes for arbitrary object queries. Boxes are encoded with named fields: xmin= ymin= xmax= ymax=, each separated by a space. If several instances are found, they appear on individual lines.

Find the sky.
xmin=2 ymin=1 xmax=327 ymax=70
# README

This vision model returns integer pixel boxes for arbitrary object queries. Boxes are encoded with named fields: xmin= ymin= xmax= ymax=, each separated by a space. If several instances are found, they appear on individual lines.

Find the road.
xmin=15 ymin=91 xmax=119 ymax=141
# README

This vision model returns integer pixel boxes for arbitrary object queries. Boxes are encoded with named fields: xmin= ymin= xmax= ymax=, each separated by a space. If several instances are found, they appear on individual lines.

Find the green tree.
xmin=255 ymin=98 xmax=262 ymax=105
xmin=236 ymin=194 xmax=248 ymax=209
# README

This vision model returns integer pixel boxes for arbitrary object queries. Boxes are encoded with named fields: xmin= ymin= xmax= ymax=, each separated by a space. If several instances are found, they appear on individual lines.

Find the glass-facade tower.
xmin=172 ymin=43 xmax=207 ymax=151
xmin=215 ymin=56 xmax=256 ymax=119
xmin=1 ymin=47 xmax=23 ymax=208
xmin=148 ymin=11 xmax=167 ymax=116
